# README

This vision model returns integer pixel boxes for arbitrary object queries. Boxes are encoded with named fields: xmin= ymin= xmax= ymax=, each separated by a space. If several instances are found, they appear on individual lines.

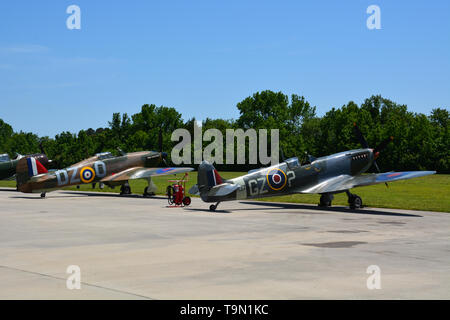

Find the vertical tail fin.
xmin=188 ymin=161 xmax=225 ymax=196
xmin=16 ymin=156 xmax=48 ymax=189
xmin=198 ymin=160 xmax=224 ymax=189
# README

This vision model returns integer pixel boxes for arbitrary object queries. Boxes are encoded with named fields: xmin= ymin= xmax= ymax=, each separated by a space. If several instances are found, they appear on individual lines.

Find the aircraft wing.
xmin=100 ymin=167 xmax=194 ymax=182
xmin=299 ymin=171 xmax=436 ymax=194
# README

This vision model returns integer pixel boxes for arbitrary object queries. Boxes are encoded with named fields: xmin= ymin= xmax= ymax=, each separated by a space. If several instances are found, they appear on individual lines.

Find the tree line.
xmin=0 ymin=91 xmax=448 ymax=173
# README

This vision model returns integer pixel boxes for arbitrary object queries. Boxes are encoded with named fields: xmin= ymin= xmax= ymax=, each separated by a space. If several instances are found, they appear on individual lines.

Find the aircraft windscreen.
xmin=285 ymin=157 xmax=300 ymax=169
xmin=0 ymin=154 xmax=10 ymax=162
xmin=96 ymin=152 xmax=114 ymax=160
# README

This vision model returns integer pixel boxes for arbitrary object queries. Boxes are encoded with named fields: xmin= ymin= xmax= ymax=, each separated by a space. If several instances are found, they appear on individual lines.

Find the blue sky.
xmin=0 ymin=0 xmax=449 ymax=137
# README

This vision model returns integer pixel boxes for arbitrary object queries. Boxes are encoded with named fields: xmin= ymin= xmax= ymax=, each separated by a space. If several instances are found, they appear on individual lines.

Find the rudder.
xmin=16 ymin=156 xmax=48 ymax=190
xmin=197 ymin=160 xmax=225 ymax=191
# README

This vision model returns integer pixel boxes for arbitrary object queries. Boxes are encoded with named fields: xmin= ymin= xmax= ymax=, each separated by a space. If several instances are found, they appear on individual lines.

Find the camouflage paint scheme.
xmin=0 ymin=154 xmax=50 ymax=180
xmin=190 ymin=148 xmax=436 ymax=210
xmin=16 ymin=151 xmax=193 ymax=195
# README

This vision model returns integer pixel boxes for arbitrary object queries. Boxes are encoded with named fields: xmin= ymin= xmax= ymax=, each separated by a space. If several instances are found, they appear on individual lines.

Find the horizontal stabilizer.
xmin=189 ymin=184 xmax=199 ymax=195
xmin=206 ymin=183 xmax=240 ymax=197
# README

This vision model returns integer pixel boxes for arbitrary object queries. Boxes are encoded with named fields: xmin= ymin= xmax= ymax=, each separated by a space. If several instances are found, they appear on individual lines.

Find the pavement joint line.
xmin=0 ymin=265 xmax=154 ymax=300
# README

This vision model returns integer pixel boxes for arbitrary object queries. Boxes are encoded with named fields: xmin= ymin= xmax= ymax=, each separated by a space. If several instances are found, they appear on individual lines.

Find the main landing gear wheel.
xmin=120 ymin=184 xmax=131 ymax=195
xmin=347 ymin=191 xmax=363 ymax=209
xmin=318 ymin=194 xmax=333 ymax=207
xmin=40 ymin=192 xmax=46 ymax=198
xmin=143 ymin=186 xmax=155 ymax=197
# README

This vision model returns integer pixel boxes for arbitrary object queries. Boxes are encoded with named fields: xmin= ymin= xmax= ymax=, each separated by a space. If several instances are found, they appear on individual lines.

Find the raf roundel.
xmin=80 ymin=166 xmax=96 ymax=183
xmin=266 ymin=168 xmax=287 ymax=191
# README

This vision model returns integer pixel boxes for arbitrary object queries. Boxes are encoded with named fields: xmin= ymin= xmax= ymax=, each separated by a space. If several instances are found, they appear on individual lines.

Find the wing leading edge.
xmin=298 ymin=171 xmax=436 ymax=194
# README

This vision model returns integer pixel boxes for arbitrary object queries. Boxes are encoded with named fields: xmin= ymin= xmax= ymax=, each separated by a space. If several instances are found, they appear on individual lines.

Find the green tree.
xmin=236 ymin=90 xmax=316 ymax=161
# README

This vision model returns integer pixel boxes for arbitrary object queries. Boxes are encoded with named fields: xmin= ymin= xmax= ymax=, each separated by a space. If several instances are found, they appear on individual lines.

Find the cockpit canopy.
xmin=0 ymin=153 xmax=10 ymax=162
xmin=95 ymin=152 xmax=114 ymax=160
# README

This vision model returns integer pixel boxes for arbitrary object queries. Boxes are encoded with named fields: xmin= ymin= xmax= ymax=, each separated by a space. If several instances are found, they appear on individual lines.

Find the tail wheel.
xmin=182 ymin=196 xmax=191 ymax=206
xmin=167 ymin=185 xmax=174 ymax=205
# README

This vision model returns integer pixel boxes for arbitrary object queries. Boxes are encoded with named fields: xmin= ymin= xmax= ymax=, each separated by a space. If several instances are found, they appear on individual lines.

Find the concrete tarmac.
xmin=0 ymin=188 xmax=449 ymax=299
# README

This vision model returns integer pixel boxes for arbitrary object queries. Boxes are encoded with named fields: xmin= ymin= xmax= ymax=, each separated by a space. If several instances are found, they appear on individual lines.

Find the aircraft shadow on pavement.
xmin=184 ymin=208 xmax=233 ymax=214
xmin=7 ymin=189 xmax=422 ymax=217
xmin=237 ymin=201 xmax=423 ymax=217
xmin=168 ymin=200 xmax=423 ymax=217
xmin=10 ymin=191 xmax=167 ymax=200
xmin=61 ymin=191 xmax=167 ymax=200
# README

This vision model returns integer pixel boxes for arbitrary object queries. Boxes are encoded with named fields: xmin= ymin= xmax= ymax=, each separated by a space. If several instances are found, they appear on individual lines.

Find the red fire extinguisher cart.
xmin=166 ymin=173 xmax=191 ymax=207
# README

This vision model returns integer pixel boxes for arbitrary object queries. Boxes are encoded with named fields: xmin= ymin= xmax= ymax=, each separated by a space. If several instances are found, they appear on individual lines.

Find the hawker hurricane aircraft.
xmin=189 ymin=124 xmax=436 ymax=211
xmin=16 ymin=150 xmax=193 ymax=197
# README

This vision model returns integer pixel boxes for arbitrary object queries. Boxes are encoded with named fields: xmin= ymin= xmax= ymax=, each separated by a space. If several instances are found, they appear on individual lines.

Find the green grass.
xmin=1 ymin=173 xmax=449 ymax=212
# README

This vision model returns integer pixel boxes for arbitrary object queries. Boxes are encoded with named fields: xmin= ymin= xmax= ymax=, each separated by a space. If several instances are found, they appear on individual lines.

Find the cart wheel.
xmin=166 ymin=185 xmax=174 ymax=205
xmin=183 ymin=196 xmax=191 ymax=206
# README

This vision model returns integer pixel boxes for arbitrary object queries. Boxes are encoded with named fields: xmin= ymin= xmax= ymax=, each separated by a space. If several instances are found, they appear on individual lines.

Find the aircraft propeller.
xmin=158 ymin=128 xmax=170 ymax=166
xmin=353 ymin=123 xmax=394 ymax=187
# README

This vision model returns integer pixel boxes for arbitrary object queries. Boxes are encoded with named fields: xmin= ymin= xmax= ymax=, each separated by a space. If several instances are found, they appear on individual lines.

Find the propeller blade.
xmin=161 ymin=152 xmax=168 ymax=165
xmin=373 ymin=160 xmax=381 ymax=173
xmin=353 ymin=123 xmax=369 ymax=148
xmin=374 ymin=136 xmax=394 ymax=153
xmin=39 ymin=142 xmax=45 ymax=155
xmin=158 ymin=129 xmax=163 ymax=153
xmin=373 ymin=160 xmax=389 ymax=188
xmin=280 ymin=148 xmax=285 ymax=163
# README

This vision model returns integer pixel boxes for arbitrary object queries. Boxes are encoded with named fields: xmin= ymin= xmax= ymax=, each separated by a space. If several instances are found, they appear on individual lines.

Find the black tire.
xmin=120 ymin=185 xmax=131 ymax=195
xmin=167 ymin=185 xmax=174 ymax=204
xmin=319 ymin=195 xmax=331 ymax=207
xmin=349 ymin=195 xmax=362 ymax=209
xmin=209 ymin=204 xmax=216 ymax=211
xmin=319 ymin=200 xmax=331 ymax=207
xmin=144 ymin=186 xmax=155 ymax=196
xmin=183 ymin=196 xmax=191 ymax=206
xmin=40 ymin=192 xmax=46 ymax=198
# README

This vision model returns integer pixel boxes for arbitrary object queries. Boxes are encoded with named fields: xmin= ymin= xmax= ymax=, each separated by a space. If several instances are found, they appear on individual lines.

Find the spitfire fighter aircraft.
xmin=190 ymin=124 xmax=436 ymax=211
xmin=16 ymin=150 xmax=193 ymax=197
xmin=0 ymin=152 xmax=51 ymax=181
